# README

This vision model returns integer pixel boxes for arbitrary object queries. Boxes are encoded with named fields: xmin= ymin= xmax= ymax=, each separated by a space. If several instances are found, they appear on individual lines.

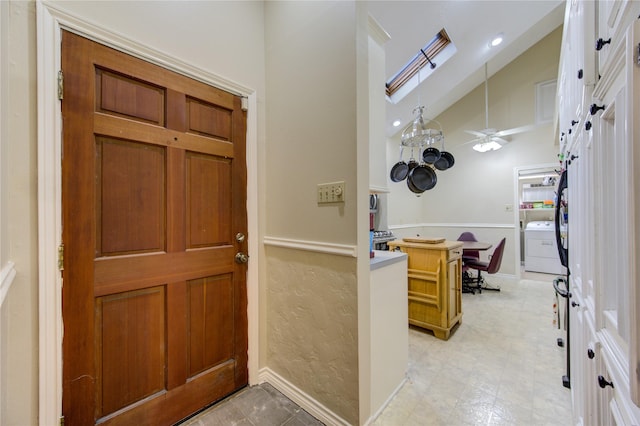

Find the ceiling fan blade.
xmin=465 ymin=129 xmax=487 ymax=137
xmin=494 ymin=124 xmax=537 ymax=137
xmin=462 ymin=137 xmax=484 ymax=146
xmin=491 ymin=136 xmax=509 ymax=145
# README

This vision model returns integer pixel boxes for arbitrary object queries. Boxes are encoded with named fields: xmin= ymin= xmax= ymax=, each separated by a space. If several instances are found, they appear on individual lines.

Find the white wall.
xmin=1 ymin=2 xmax=39 ymax=424
xmin=386 ymin=26 xmax=563 ymax=275
xmin=263 ymin=2 xmax=363 ymax=423
xmin=264 ymin=1 xmax=359 ymax=244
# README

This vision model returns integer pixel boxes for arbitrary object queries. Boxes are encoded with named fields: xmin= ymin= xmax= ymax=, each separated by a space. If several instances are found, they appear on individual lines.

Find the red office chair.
xmin=457 ymin=232 xmax=480 ymax=262
xmin=458 ymin=232 xmax=481 ymax=293
xmin=464 ymin=237 xmax=505 ymax=294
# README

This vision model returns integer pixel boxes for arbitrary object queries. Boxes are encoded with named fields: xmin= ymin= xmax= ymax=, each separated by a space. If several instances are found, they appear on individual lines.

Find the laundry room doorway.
xmin=514 ymin=163 xmax=559 ymax=280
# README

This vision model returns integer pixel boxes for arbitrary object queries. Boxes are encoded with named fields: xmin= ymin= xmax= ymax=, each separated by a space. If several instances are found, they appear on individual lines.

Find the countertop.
xmin=370 ymin=250 xmax=407 ymax=271
xmin=387 ymin=239 xmax=463 ymax=250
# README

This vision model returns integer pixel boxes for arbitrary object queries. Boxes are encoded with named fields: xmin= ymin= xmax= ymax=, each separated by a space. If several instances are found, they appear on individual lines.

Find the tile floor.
xmin=181 ymin=272 xmax=572 ymax=426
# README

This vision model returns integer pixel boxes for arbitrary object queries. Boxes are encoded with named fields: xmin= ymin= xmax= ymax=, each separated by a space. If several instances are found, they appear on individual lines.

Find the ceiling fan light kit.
xmin=464 ymin=63 xmax=536 ymax=152
xmin=473 ymin=140 xmax=503 ymax=152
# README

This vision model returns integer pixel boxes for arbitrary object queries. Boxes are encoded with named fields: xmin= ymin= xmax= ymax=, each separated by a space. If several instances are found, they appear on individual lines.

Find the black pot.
xmin=407 ymin=175 xmax=423 ymax=194
xmin=390 ymin=160 xmax=409 ymax=182
xmin=434 ymin=151 xmax=455 ymax=170
xmin=422 ymin=146 xmax=441 ymax=164
xmin=408 ymin=164 xmax=437 ymax=192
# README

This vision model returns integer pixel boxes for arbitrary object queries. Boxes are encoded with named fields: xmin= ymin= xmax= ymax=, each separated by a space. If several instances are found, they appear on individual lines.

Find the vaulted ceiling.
xmin=366 ymin=1 xmax=565 ymax=138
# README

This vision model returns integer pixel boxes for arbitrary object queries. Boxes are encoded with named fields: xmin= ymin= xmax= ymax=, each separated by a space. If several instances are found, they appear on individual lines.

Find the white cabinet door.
xmin=592 ymin=17 xmax=640 ymax=412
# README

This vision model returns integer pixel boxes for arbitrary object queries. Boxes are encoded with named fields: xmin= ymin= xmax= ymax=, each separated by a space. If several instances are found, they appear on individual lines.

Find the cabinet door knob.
xmin=598 ymin=375 xmax=614 ymax=389
xmin=590 ymin=103 xmax=605 ymax=115
xmin=596 ymin=37 xmax=611 ymax=51
xmin=585 ymin=121 xmax=592 ymax=131
xmin=571 ymin=301 xmax=580 ymax=307
xmin=587 ymin=348 xmax=595 ymax=359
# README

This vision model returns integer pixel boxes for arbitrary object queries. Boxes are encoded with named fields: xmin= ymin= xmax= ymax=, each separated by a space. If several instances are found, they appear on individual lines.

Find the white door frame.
xmin=36 ymin=3 xmax=260 ymax=424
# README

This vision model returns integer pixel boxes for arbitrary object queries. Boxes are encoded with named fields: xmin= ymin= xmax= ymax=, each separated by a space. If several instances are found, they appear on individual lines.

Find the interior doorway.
xmin=513 ymin=163 xmax=560 ymax=280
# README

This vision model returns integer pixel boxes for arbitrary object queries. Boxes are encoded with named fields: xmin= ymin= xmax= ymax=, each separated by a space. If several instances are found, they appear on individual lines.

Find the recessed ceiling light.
xmin=490 ymin=33 xmax=504 ymax=47
xmin=392 ymin=119 xmax=401 ymax=127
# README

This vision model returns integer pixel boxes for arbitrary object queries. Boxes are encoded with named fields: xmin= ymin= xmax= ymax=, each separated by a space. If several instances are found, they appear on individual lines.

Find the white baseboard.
xmin=257 ymin=367 xmax=351 ymax=426
xmin=364 ymin=376 xmax=407 ymax=426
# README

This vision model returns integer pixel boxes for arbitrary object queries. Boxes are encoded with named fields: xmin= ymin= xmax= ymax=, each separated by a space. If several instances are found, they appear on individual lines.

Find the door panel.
xmin=186 ymin=153 xmax=232 ymax=248
xmin=188 ymin=275 xmax=234 ymax=376
xmin=96 ymin=287 xmax=166 ymax=417
xmin=97 ymin=137 xmax=166 ymax=256
xmin=62 ymin=31 xmax=247 ymax=425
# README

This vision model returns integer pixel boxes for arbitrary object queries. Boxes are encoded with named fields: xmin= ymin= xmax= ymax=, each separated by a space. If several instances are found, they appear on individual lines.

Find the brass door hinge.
xmin=58 ymin=243 xmax=64 ymax=271
xmin=59 ymin=416 xmax=65 ymax=426
xmin=57 ymin=70 xmax=64 ymax=100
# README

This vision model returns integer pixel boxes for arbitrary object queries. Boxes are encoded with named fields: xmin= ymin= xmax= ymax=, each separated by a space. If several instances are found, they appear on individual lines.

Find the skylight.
xmin=385 ymin=29 xmax=455 ymax=104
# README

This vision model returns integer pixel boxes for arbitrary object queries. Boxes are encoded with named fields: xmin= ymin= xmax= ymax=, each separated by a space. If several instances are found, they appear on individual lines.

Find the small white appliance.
xmin=524 ymin=220 xmax=565 ymax=274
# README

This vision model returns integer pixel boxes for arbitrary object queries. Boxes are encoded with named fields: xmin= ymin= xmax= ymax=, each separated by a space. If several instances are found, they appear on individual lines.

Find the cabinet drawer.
xmin=448 ymin=247 xmax=462 ymax=260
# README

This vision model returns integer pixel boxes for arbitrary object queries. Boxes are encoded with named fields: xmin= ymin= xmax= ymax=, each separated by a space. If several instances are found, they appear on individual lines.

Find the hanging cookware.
xmin=434 ymin=138 xmax=455 ymax=170
xmin=389 ymin=146 xmax=409 ymax=182
xmin=408 ymin=164 xmax=437 ymax=193
xmin=435 ymin=151 xmax=455 ymax=170
xmin=406 ymin=174 xmax=423 ymax=194
xmin=408 ymin=147 xmax=419 ymax=172
xmin=422 ymin=140 xmax=441 ymax=164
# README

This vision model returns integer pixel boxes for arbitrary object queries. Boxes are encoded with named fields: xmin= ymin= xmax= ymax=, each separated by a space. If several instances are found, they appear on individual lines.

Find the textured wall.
xmin=266 ymin=246 xmax=358 ymax=424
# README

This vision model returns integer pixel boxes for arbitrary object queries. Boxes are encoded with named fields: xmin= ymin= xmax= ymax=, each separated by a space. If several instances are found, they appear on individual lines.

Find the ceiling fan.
xmin=464 ymin=63 xmax=536 ymax=152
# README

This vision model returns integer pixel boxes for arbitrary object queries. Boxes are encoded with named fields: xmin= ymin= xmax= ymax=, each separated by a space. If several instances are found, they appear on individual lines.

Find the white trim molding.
xmin=264 ymin=236 xmax=358 ymax=257
xmin=258 ymin=367 xmax=351 ymax=426
xmin=36 ymin=3 xmax=64 ymax=423
xmin=0 ymin=261 xmax=16 ymax=308
xmin=36 ymin=2 xmax=261 ymax=424
xmin=390 ymin=222 xmax=516 ymax=230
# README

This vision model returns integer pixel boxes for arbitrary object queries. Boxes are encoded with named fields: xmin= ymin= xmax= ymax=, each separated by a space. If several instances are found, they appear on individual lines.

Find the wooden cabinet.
xmin=387 ymin=240 xmax=462 ymax=340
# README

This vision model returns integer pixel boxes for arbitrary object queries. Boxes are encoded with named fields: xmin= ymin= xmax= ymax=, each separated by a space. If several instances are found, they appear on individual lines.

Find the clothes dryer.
xmin=525 ymin=221 xmax=565 ymax=274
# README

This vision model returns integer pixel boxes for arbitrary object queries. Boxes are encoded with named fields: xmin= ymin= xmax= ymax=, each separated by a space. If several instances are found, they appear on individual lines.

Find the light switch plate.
xmin=317 ymin=181 xmax=345 ymax=203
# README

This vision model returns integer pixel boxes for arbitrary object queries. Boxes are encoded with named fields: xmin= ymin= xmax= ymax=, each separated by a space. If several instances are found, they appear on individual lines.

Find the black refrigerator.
xmin=553 ymin=168 xmax=570 ymax=388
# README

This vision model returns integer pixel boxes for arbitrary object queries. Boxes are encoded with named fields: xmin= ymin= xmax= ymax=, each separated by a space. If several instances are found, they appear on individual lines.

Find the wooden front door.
xmin=61 ymin=31 xmax=248 ymax=425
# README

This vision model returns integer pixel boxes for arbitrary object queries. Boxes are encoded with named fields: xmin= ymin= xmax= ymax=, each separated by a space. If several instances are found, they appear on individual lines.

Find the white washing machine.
xmin=525 ymin=221 xmax=565 ymax=274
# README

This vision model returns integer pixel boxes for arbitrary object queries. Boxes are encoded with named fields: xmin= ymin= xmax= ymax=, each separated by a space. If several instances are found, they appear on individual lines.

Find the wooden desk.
xmin=387 ymin=239 xmax=462 ymax=340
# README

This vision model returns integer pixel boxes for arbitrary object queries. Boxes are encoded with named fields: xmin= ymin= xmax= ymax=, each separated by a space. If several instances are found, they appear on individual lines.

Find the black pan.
xmin=390 ymin=161 xmax=409 ymax=182
xmin=407 ymin=174 xmax=423 ymax=194
xmin=408 ymin=164 xmax=437 ymax=192
xmin=422 ymin=146 xmax=441 ymax=164
xmin=434 ymin=151 xmax=455 ymax=170
xmin=408 ymin=158 xmax=419 ymax=172
xmin=390 ymin=147 xmax=409 ymax=182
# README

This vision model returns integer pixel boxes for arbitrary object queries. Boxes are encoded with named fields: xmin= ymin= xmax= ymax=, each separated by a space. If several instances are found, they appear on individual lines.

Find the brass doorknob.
xmin=235 ymin=252 xmax=249 ymax=264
